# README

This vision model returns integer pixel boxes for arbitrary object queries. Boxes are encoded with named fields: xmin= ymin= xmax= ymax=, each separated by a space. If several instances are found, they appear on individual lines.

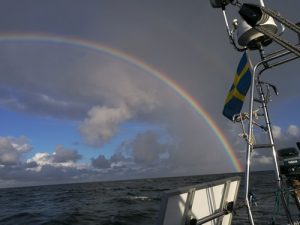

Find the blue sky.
xmin=0 ymin=106 xmax=167 ymax=162
xmin=0 ymin=0 xmax=299 ymax=187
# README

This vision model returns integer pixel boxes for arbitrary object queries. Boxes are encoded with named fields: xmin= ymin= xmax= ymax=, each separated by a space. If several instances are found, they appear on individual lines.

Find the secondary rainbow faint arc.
xmin=0 ymin=33 xmax=243 ymax=172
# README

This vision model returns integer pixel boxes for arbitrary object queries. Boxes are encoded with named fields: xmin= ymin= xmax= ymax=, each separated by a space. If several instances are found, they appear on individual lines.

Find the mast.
xmin=209 ymin=1 xmax=300 ymax=224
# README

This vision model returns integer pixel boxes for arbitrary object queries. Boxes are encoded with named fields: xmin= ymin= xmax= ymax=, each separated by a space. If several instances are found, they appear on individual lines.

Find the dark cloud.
xmin=0 ymin=163 xmax=93 ymax=187
xmin=91 ymin=155 xmax=111 ymax=169
xmin=110 ymin=152 xmax=127 ymax=163
xmin=26 ymin=161 xmax=38 ymax=168
xmin=108 ymin=128 xmax=229 ymax=176
xmin=53 ymin=145 xmax=82 ymax=163
xmin=128 ymin=131 xmax=169 ymax=164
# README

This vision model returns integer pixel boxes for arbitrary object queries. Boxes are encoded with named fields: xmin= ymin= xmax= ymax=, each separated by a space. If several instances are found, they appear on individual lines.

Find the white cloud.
xmin=272 ymin=125 xmax=282 ymax=139
xmin=252 ymin=151 xmax=273 ymax=165
xmin=287 ymin=125 xmax=299 ymax=137
xmin=30 ymin=152 xmax=51 ymax=166
xmin=27 ymin=146 xmax=83 ymax=171
xmin=272 ymin=124 xmax=300 ymax=149
xmin=257 ymin=156 xmax=273 ymax=165
xmin=79 ymin=105 xmax=132 ymax=147
xmin=0 ymin=136 xmax=32 ymax=165
xmin=10 ymin=136 xmax=32 ymax=153
xmin=249 ymin=124 xmax=300 ymax=170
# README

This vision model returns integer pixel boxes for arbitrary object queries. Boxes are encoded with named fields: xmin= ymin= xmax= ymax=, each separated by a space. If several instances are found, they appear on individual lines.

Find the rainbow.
xmin=0 ymin=33 xmax=243 ymax=172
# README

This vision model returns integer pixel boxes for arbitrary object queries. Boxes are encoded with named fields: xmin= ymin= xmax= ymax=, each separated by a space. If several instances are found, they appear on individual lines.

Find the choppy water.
xmin=0 ymin=171 xmax=300 ymax=225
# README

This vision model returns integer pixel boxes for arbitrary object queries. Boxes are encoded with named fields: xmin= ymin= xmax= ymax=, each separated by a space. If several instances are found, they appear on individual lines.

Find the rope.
xmin=235 ymin=112 xmax=257 ymax=145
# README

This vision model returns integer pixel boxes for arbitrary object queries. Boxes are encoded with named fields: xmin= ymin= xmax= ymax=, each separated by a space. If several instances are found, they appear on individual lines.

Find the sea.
xmin=0 ymin=171 xmax=300 ymax=225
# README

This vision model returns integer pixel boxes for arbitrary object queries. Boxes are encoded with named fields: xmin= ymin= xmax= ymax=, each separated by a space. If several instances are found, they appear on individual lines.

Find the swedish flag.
xmin=223 ymin=52 xmax=252 ymax=121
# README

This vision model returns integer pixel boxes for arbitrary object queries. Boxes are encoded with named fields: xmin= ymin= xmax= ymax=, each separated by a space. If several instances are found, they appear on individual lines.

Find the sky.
xmin=0 ymin=0 xmax=299 ymax=188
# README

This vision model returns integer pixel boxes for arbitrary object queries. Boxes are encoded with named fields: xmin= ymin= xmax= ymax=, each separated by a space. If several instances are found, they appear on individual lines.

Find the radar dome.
xmin=237 ymin=17 xmax=277 ymax=50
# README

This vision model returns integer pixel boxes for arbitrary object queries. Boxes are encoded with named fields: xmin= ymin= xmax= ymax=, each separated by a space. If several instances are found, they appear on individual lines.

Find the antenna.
xmin=236 ymin=17 xmax=277 ymax=50
xmin=236 ymin=1 xmax=277 ymax=50
xmin=238 ymin=3 xmax=300 ymax=56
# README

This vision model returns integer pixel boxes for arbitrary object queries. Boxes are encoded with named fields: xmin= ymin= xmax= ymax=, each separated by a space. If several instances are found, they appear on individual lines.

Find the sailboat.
xmin=158 ymin=1 xmax=300 ymax=224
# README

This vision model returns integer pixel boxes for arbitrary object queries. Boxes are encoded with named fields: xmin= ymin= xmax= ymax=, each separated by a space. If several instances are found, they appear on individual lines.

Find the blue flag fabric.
xmin=223 ymin=52 xmax=252 ymax=121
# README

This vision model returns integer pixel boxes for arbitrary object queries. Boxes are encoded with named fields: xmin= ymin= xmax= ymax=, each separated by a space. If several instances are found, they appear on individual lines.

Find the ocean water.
xmin=0 ymin=171 xmax=300 ymax=225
